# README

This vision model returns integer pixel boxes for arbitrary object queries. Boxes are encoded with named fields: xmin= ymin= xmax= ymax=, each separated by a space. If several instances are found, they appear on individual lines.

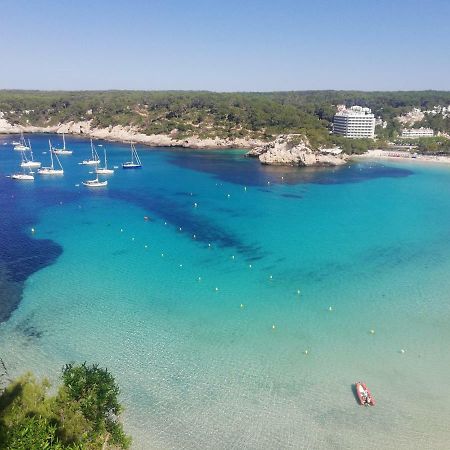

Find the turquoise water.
xmin=1 ymin=135 xmax=450 ymax=449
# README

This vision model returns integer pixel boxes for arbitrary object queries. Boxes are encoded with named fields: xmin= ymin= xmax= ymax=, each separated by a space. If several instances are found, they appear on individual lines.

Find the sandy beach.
xmin=352 ymin=149 xmax=450 ymax=165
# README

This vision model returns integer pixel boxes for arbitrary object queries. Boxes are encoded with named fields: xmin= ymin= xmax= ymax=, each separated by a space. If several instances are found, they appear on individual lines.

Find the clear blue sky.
xmin=0 ymin=0 xmax=448 ymax=91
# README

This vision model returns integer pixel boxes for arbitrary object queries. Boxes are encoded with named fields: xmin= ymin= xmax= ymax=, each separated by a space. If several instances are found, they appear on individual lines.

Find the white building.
xmin=401 ymin=127 xmax=434 ymax=138
xmin=333 ymin=106 xmax=375 ymax=139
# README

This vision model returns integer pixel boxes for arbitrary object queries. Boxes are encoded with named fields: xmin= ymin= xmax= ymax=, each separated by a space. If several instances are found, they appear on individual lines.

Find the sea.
xmin=0 ymin=134 xmax=449 ymax=449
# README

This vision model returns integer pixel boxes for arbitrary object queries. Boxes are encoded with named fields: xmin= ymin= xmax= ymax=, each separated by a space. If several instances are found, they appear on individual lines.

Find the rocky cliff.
xmin=247 ymin=135 xmax=347 ymax=166
xmin=0 ymin=116 xmax=266 ymax=150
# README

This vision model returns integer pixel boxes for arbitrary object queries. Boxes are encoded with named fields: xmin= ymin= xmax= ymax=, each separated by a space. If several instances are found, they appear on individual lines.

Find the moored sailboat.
xmin=95 ymin=148 xmax=114 ymax=174
xmin=20 ymin=142 xmax=41 ymax=168
xmin=52 ymin=133 xmax=73 ymax=155
xmin=13 ymin=133 xmax=31 ymax=151
xmin=11 ymin=168 xmax=34 ymax=181
xmin=82 ymin=175 xmax=108 ymax=187
xmin=81 ymin=139 xmax=101 ymax=165
xmin=38 ymin=140 xmax=64 ymax=175
xmin=122 ymin=142 xmax=142 ymax=169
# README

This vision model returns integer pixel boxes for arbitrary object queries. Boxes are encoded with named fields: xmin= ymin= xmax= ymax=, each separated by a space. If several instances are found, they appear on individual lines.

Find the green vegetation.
xmin=0 ymin=363 xmax=130 ymax=449
xmin=1 ymin=90 xmax=450 ymax=153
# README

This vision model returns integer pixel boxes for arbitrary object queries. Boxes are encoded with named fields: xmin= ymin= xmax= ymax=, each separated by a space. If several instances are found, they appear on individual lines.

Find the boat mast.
xmin=49 ymin=140 xmax=54 ymax=168
xmin=28 ymin=140 xmax=34 ymax=161
xmin=104 ymin=148 xmax=107 ymax=168
xmin=62 ymin=133 xmax=66 ymax=150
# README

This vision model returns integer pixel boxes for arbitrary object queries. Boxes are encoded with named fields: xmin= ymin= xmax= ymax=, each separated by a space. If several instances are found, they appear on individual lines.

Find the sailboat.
xmin=122 ymin=142 xmax=142 ymax=169
xmin=13 ymin=132 xmax=30 ymax=151
xmin=38 ymin=140 xmax=64 ymax=175
xmin=20 ymin=141 xmax=41 ymax=168
xmin=81 ymin=139 xmax=100 ymax=165
xmin=96 ymin=148 xmax=114 ymax=174
xmin=82 ymin=174 xmax=108 ymax=187
xmin=52 ymin=133 xmax=73 ymax=155
xmin=11 ymin=169 xmax=34 ymax=181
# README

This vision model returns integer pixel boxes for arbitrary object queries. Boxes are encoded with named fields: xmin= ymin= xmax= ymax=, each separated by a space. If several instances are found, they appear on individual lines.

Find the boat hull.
xmin=21 ymin=162 xmax=41 ymax=168
xmin=122 ymin=163 xmax=142 ymax=169
xmin=355 ymin=382 xmax=376 ymax=406
xmin=38 ymin=169 xmax=64 ymax=175
xmin=53 ymin=150 xmax=73 ymax=155
xmin=82 ymin=181 xmax=108 ymax=187
xmin=11 ymin=174 xmax=34 ymax=180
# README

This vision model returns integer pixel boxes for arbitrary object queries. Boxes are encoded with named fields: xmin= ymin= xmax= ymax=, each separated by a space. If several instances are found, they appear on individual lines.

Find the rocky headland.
xmin=247 ymin=135 xmax=348 ymax=166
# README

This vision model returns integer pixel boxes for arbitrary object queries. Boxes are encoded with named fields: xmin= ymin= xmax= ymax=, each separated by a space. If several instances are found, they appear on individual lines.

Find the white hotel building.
xmin=401 ymin=127 xmax=434 ymax=138
xmin=333 ymin=106 xmax=376 ymax=139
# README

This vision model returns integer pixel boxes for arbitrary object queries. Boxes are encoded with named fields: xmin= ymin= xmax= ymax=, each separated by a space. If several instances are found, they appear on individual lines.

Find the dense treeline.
xmin=1 ymin=90 xmax=450 ymax=152
xmin=0 ymin=362 xmax=130 ymax=449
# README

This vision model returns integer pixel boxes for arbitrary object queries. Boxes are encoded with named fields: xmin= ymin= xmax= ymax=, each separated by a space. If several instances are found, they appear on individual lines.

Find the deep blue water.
xmin=0 ymin=133 xmax=449 ymax=449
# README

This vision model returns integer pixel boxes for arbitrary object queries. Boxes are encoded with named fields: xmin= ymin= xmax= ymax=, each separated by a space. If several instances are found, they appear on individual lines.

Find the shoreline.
xmin=352 ymin=149 xmax=450 ymax=165
xmin=0 ymin=119 xmax=266 ymax=150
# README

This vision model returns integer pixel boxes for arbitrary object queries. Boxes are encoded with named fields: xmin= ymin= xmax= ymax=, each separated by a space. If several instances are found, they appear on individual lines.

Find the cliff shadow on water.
xmin=167 ymin=151 xmax=414 ymax=186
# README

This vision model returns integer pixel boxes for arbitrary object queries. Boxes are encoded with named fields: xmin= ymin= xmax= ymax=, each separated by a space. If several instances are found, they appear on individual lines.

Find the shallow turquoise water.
xmin=1 ymin=135 xmax=450 ymax=449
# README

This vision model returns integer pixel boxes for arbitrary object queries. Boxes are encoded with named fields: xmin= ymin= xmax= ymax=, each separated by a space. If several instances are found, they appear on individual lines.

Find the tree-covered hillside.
xmin=1 ymin=90 xmax=450 ymax=152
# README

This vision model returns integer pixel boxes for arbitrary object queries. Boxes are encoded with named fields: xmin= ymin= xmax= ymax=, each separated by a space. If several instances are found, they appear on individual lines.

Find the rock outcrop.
xmin=247 ymin=135 xmax=347 ymax=166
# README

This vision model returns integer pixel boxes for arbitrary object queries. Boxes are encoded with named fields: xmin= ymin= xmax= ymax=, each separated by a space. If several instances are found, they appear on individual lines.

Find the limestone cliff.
xmin=247 ymin=135 xmax=347 ymax=166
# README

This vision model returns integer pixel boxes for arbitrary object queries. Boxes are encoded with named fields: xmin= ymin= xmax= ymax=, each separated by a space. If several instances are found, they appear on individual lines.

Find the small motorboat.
xmin=355 ymin=382 xmax=375 ymax=406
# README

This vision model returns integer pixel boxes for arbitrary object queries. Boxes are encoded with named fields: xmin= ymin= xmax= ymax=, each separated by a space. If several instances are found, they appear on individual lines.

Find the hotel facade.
xmin=401 ymin=127 xmax=434 ymax=138
xmin=333 ymin=106 xmax=376 ymax=139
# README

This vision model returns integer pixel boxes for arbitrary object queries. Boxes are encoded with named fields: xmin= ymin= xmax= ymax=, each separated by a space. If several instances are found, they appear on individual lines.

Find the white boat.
xmin=38 ymin=140 xmax=64 ymax=175
xmin=11 ymin=170 xmax=34 ymax=181
xmin=81 ymin=139 xmax=100 ymax=165
xmin=51 ymin=133 xmax=73 ymax=155
xmin=122 ymin=142 xmax=142 ymax=169
xmin=20 ymin=142 xmax=41 ymax=168
xmin=13 ymin=133 xmax=30 ymax=151
xmin=96 ymin=148 xmax=114 ymax=174
xmin=82 ymin=175 xmax=108 ymax=187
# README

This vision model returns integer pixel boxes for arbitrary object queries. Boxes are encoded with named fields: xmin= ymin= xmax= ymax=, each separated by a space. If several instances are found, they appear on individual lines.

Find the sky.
xmin=0 ymin=0 xmax=449 ymax=91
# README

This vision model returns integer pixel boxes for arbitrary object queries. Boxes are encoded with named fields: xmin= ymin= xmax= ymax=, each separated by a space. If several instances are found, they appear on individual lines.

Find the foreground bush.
xmin=0 ymin=363 xmax=130 ymax=449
